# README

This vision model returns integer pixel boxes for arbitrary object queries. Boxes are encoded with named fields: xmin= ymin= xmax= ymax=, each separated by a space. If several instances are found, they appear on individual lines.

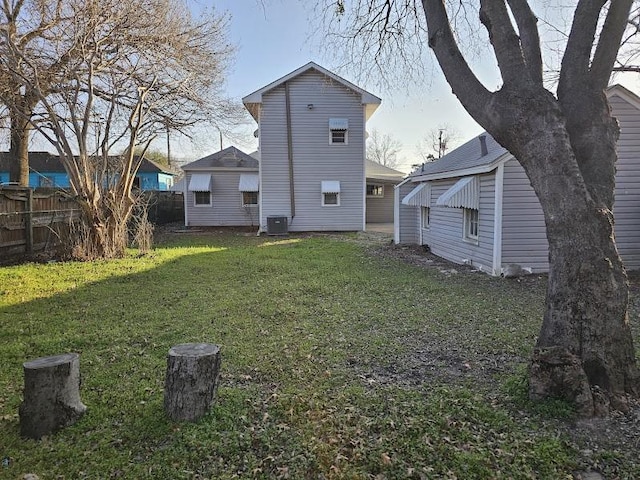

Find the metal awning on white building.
xmin=402 ymin=183 xmax=430 ymax=206
xmin=436 ymin=176 xmax=479 ymax=209
xmin=188 ymin=173 xmax=212 ymax=192
xmin=321 ymin=180 xmax=341 ymax=193
xmin=238 ymin=173 xmax=259 ymax=192
xmin=329 ymin=118 xmax=349 ymax=130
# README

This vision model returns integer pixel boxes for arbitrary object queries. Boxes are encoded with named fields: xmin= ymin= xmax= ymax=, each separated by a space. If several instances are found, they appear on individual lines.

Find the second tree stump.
xmin=163 ymin=343 xmax=221 ymax=422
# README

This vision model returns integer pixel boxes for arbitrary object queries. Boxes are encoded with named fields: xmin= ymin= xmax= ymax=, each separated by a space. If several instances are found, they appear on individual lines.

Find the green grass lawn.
xmin=0 ymin=232 xmax=636 ymax=479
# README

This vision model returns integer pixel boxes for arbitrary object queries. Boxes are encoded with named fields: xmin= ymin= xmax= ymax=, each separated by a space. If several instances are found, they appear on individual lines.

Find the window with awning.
xmin=238 ymin=174 xmax=259 ymax=192
xmin=321 ymin=180 xmax=341 ymax=206
xmin=402 ymin=183 xmax=430 ymax=206
xmin=329 ymin=118 xmax=348 ymax=144
xmin=436 ymin=176 xmax=479 ymax=209
xmin=188 ymin=173 xmax=212 ymax=192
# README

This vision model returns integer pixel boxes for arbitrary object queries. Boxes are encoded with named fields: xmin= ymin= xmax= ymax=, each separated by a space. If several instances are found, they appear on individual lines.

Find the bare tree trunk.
xmin=9 ymin=111 xmax=31 ymax=187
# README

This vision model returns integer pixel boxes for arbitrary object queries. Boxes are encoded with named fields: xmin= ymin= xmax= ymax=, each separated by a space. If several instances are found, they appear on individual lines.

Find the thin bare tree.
xmin=367 ymin=128 xmax=402 ymax=169
xmin=415 ymin=123 xmax=461 ymax=161
xmin=1 ymin=0 xmax=241 ymax=258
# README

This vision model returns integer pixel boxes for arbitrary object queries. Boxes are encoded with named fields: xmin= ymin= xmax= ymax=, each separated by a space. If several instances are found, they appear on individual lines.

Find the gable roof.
xmin=0 ymin=152 xmax=174 ymax=174
xmin=242 ymin=61 xmax=381 ymax=122
xmin=410 ymin=134 xmax=510 ymax=181
xmin=181 ymin=146 xmax=259 ymax=171
xmin=365 ymin=159 xmax=405 ymax=182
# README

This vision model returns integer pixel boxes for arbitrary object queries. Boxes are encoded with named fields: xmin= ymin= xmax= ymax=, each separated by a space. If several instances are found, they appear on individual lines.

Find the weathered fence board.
xmin=0 ymin=186 xmax=81 ymax=259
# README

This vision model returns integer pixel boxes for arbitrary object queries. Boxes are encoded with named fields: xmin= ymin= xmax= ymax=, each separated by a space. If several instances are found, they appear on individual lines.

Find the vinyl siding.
xmin=259 ymin=69 xmax=365 ymax=231
xmin=610 ymin=94 xmax=640 ymax=269
xmin=185 ymin=171 xmax=260 ymax=227
xmin=395 ymin=181 xmax=419 ymax=244
xmin=366 ymin=180 xmax=396 ymax=223
xmin=421 ymin=174 xmax=495 ymax=272
xmin=500 ymin=158 xmax=549 ymax=272
xmin=500 ymin=95 xmax=640 ymax=272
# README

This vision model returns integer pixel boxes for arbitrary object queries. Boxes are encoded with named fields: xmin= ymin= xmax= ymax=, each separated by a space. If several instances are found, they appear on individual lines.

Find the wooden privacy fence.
xmin=0 ymin=186 xmax=81 ymax=258
xmin=143 ymin=191 xmax=184 ymax=225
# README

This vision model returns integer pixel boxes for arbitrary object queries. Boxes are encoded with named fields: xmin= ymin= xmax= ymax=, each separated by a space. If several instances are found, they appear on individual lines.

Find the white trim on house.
xmin=238 ymin=173 xmax=259 ymax=192
xmin=402 ymin=183 xmax=430 ymax=206
xmin=436 ymin=176 xmax=479 ymax=209
xmin=492 ymin=163 xmax=505 ymax=275
xmin=188 ymin=173 xmax=212 ymax=192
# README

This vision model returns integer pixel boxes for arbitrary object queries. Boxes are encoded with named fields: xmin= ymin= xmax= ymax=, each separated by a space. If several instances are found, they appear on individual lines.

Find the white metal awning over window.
xmin=188 ymin=173 xmax=212 ymax=192
xmin=238 ymin=174 xmax=259 ymax=192
xmin=402 ymin=183 xmax=430 ymax=206
xmin=321 ymin=180 xmax=341 ymax=193
xmin=329 ymin=118 xmax=349 ymax=130
xmin=436 ymin=176 xmax=479 ymax=209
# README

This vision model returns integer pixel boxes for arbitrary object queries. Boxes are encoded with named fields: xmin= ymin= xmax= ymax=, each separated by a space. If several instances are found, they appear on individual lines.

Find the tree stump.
xmin=164 ymin=343 xmax=221 ymax=422
xmin=19 ymin=353 xmax=87 ymax=439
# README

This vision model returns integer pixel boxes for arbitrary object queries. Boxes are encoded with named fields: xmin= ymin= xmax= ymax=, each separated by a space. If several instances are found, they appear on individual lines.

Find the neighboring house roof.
xmin=365 ymin=159 xmax=405 ymax=182
xmin=0 ymin=151 xmax=175 ymax=175
xmin=182 ymin=146 xmax=259 ymax=171
xmin=0 ymin=151 xmax=60 ymax=173
xmin=242 ymin=61 xmax=382 ymax=122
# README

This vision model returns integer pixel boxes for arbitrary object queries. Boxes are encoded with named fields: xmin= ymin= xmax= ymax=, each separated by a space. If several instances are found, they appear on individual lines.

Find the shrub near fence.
xmin=0 ymin=186 xmax=81 ymax=259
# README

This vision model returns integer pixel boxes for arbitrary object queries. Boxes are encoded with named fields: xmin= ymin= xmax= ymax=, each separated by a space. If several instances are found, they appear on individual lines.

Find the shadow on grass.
xmin=0 ymin=233 xmax=578 ymax=479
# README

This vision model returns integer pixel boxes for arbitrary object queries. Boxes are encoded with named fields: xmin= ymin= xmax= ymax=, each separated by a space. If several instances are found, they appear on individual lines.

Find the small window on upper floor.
xmin=329 ymin=118 xmax=348 ymax=145
xmin=330 ymin=130 xmax=347 ymax=144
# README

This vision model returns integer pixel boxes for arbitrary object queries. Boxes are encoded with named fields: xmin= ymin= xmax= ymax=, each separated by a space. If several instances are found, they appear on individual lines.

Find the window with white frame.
xmin=366 ymin=184 xmax=384 ymax=197
xmin=189 ymin=173 xmax=213 ymax=207
xmin=329 ymin=118 xmax=348 ymax=145
xmin=321 ymin=180 xmax=341 ymax=206
xmin=464 ymin=208 xmax=479 ymax=241
xmin=421 ymin=206 xmax=430 ymax=229
xmin=194 ymin=191 xmax=211 ymax=206
xmin=242 ymin=191 xmax=258 ymax=206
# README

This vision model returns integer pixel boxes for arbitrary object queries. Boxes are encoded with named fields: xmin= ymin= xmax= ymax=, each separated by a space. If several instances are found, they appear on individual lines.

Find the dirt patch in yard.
xmin=358 ymin=236 xmax=640 ymax=479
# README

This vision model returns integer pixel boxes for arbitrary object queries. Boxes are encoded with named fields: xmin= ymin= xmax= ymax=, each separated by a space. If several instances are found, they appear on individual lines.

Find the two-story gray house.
xmin=243 ymin=62 xmax=382 ymax=233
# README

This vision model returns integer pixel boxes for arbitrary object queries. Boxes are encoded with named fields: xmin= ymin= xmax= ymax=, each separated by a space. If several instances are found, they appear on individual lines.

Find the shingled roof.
xmin=0 ymin=151 xmax=175 ymax=174
xmin=411 ymin=134 xmax=510 ymax=180
xmin=182 ymin=146 xmax=259 ymax=170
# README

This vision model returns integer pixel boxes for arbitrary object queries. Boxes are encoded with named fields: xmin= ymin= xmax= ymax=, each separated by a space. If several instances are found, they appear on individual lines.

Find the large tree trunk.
xmin=529 ymin=204 xmax=639 ymax=415
xmin=489 ymin=87 xmax=640 ymax=415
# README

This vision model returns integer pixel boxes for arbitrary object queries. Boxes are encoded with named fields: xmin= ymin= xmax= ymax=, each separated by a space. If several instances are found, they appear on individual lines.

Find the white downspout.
xmin=492 ymin=162 xmax=505 ymax=276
